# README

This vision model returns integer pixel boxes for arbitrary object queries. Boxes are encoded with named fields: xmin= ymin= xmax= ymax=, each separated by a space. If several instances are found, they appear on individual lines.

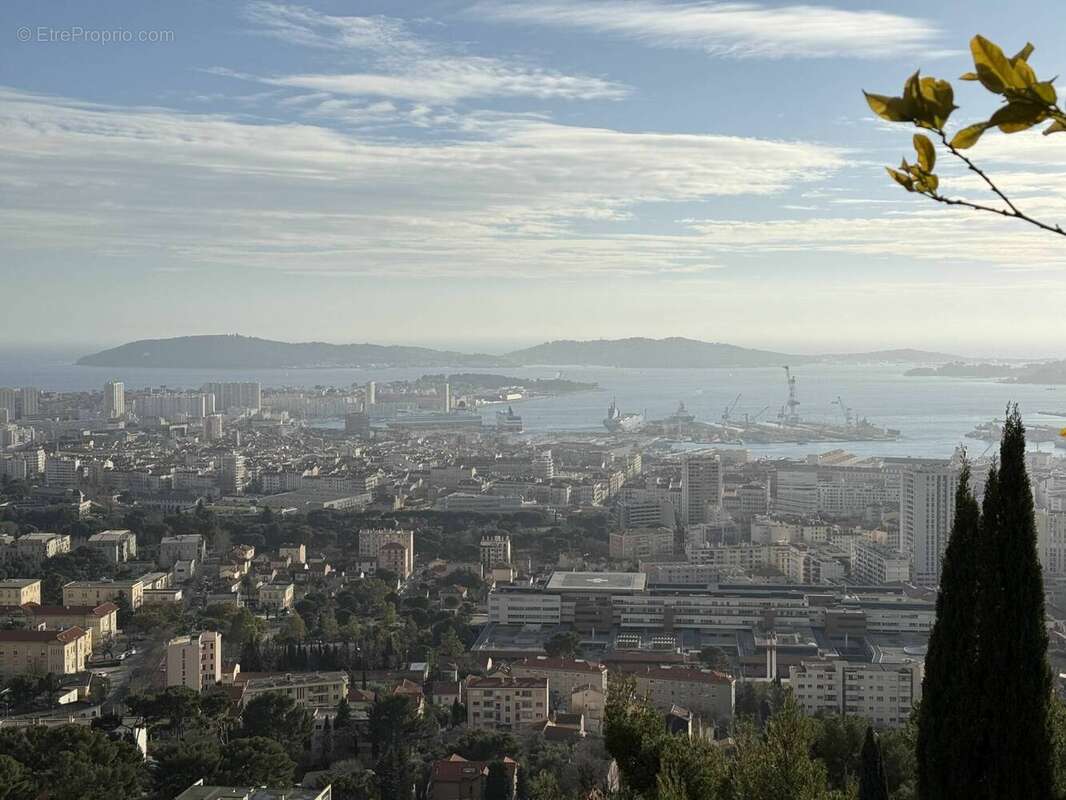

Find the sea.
xmin=2 ymin=349 xmax=1064 ymax=460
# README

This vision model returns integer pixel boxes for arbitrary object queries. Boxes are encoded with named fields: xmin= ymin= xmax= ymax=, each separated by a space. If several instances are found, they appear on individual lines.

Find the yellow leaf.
xmin=1032 ymin=81 xmax=1058 ymax=105
xmin=950 ymin=122 xmax=989 ymax=149
xmin=923 ymin=173 xmax=939 ymax=193
xmin=885 ymin=167 xmax=915 ymax=192
xmin=918 ymin=77 xmax=957 ymax=128
xmin=990 ymin=102 xmax=1047 ymax=133
xmin=960 ymin=72 xmax=980 ymax=81
xmin=913 ymin=133 xmax=936 ymax=171
xmin=1011 ymin=43 xmax=1035 ymax=65
xmin=1044 ymin=120 xmax=1066 ymax=136
xmin=970 ymin=35 xmax=1022 ymax=93
xmin=864 ymin=92 xmax=909 ymax=122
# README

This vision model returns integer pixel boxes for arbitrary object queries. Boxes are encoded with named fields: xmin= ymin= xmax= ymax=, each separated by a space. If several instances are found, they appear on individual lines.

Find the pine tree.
xmin=485 ymin=760 xmax=513 ymax=800
xmin=917 ymin=464 xmax=981 ymax=800
xmin=859 ymin=727 xmax=889 ymax=800
xmin=973 ymin=407 xmax=1053 ymax=799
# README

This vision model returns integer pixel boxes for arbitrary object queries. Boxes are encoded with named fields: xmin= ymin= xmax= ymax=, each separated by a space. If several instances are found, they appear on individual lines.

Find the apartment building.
xmin=14 ymin=533 xmax=71 ymax=563
xmin=259 ymin=582 xmax=294 ymax=612
xmin=0 ymin=627 xmax=90 ymax=676
xmin=853 ymin=539 xmax=911 ymax=584
xmin=359 ymin=528 xmax=415 ymax=574
xmin=87 ymin=529 xmax=138 ymax=564
xmin=510 ymin=657 xmax=608 ymax=703
xmin=620 ymin=665 xmax=735 ymax=722
xmin=166 ymin=631 xmax=222 ymax=691
xmin=159 ymin=535 xmax=207 ymax=568
xmin=789 ymin=660 xmax=923 ymax=728
xmin=480 ymin=535 xmax=512 ymax=572
xmin=609 ymin=526 xmax=675 ymax=561
xmin=63 ymin=578 xmax=144 ymax=609
xmin=239 ymin=671 xmax=349 ymax=709
xmin=466 ymin=675 xmax=549 ymax=731
xmin=899 ymin=462 xmax=959 ymax=586
xmin=0 ymin=578 xmax=41 ymax=606
xmin=23 ymin=602 xmax=119 ymax=649
xmin=377 ymin=541 xmax=413 ymax=580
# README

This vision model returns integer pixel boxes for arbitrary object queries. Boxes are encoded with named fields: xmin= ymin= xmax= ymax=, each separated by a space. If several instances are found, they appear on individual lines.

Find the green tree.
xmin=603 ymin=675 xmax=667 ymax=795
xmin=865 ymin=35 xmax=1066 ymax=238
xmin=215 ymin=736 xmax=296 ymax=786
xmin=152 ymin=740 xmax=222 ymax=800
xmin=973 ymin=407 xmax=1053 ymax=799
xmin=238 ymin=692 xmax=313 ymax=758
xmin=528 ymin=770 xmax=563 ymax=800
xmin=698 ymin=646 xmax=731 ymax=672
xmin=366 ymin=695 xmax=424 ymax=760
xmin=859 ymin=727 xmax=890 ymax=800
xmin=277 ymin=612 xmax=308 ymax=644
xmin=811 ymin=714 xmax=866 ymax=790
xmin=376 ymin=745 xmax=412 ymax=800
xmin=0 ymin=755 xmax=30 ymax=800
xmin=543 ymin=631 xmax=580 ymax=659
xmin=485 ymin=760 xmax=513 ymax=800
xmin=917 ymin=464 xmax=981 ymax=800
xmin=731 ymin=694 xmax=831 ymax=800
xmin=0 ymin=724 xmax=147 ymax=800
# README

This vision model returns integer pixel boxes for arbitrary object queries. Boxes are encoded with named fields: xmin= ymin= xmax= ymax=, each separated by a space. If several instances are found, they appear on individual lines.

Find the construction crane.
xmin=780 ymin=366 xmax=800 ymax=424
xmin=721 ymin=393 xmax=742 ymax=425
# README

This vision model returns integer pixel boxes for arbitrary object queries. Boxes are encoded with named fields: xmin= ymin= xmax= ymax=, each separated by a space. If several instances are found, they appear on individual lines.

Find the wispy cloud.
xmin=473 ymin=0 xmax=944 ymax=59
xmin=235 ymin=2 xmax=627 ymax=104
xmin=0 ymin=87 xmax=842 ymax=278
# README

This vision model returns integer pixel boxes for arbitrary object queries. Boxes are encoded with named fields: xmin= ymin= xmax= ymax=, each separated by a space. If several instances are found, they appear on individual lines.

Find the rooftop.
xmin=545 ymin=571 xmax=647 ymax=593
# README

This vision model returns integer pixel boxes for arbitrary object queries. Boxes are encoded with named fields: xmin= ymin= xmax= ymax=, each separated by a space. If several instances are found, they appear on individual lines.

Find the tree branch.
xmin=928 ymin=128 xmax=1066 ymax=237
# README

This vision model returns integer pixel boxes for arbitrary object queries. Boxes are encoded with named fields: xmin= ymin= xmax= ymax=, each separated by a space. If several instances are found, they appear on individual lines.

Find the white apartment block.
xmin=681 ymin=453 xmax=723 ymax=524
xmin=789 ymin=660 xmax=923 ymax=728
xmin=899 ymin=463 xmax=959 ymax=586
xmin=510 ymin=657 xmax=608 ymax=701
xmin=239 ymin=671 xmax=349 ymax=709
xmin=14 ymin=532 xmax=71 ymax=563
xmin=359 ymin=528 xmax=414 ymax=568
xmin=167 ymin=631 xmax=222 ymax=691
xmin=853 ymin=539 xmax=911 ymax=584
xmin=1038 ymin=510 xmax=1066 ymax=577
xmin=466 ymin=676 xmax=549 ymax=730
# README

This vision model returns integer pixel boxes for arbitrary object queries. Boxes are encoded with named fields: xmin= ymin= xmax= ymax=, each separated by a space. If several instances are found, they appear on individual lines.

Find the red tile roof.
xmin=0 ymin=626 xmax=86 ymax=643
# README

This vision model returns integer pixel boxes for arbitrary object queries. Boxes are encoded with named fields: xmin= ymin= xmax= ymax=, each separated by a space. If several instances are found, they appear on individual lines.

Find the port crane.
xmin=779 ymin=366 xmax=801 ymax=424
xmin=722 ymin=393 xmax=742 ymax=425
xmin=832 ymin=396 xmax=855 ymax=427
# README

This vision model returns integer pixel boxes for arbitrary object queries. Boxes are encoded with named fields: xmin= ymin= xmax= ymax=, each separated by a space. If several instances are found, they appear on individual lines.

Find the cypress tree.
xmin=859 ymin=726 xmax=889 ymax=800
xmin=917 ymin=464 xmax=981 ymax=800
xmin=974 ymin=407 xmax=1053 ymax=799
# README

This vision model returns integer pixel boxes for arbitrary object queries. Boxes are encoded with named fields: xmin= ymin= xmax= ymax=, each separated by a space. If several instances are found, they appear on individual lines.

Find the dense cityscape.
xmin=1 ymin=370 xmax=1065 ymax=799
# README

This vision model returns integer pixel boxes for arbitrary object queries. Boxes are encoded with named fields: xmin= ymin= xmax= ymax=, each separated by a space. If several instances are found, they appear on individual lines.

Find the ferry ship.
xmin=603 ymin=400 xmax=644 ymax=433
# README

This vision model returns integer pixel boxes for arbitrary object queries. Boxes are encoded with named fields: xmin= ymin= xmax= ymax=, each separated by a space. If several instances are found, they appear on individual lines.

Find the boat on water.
xmin=604 ymin=399 xmax=644 ymax=433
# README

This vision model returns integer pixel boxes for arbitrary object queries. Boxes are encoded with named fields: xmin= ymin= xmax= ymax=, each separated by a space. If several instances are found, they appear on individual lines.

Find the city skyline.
xmin=3 ymin=1 xmax=1066 ymax=355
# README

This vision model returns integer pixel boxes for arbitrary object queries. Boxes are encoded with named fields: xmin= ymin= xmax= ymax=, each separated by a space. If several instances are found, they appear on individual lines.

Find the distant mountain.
xmin=821 ymin=348 xmax=966 ymax=363
xmin=77 ymin=335 xmax=512 ymax=369
xmin=906 ymin=360 xmax=1066 ymax=384
xmin=508 ymin=337 xmax=817 ymax=368
xmin=77 ymin=335 xmax=991 ymax=370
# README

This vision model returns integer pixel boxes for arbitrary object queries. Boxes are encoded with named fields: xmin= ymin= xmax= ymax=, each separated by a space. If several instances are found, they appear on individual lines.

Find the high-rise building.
xmin=19 ymin=387 xmax=39 ymax=417
xmin=681 ymin=452 xmax=723 ymax=525
xmin=202 ymin=382 xmax=261 ymax=412
xmin=166 ymin=631 xmax=222 ymax=691
xmin=899 ymin=462 xmax=959 ymax=586
xmin=533 ymin=450 xmax=555 ymax=480
xmin=203 ymin=414 xmax=223 ymax=441
xmin=441 ymin=382 xmax=451 ymax=412
xmin=220 ymin=452 xmax=247 ymax=495
xmin=104 ymin=381 xmax=125 ymax=418
xmin=365 ymin=381 xmax=377 ymax=408
xmin=0 ymin=388 xmax=17 ymax=419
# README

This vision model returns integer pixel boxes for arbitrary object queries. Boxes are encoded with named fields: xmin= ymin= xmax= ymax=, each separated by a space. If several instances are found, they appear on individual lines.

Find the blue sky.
xmin=2 ymin=1 xmax=1065 ymax=356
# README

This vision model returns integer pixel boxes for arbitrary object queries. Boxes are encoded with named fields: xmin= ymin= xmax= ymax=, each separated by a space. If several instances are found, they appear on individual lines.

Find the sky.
xmin=2 ymin=1 xmax=1065 ymax=356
